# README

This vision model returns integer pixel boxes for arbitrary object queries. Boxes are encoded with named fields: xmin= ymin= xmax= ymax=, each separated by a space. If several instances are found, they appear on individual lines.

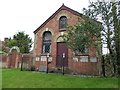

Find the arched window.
xmin=59 ymin=16 xmax=67 ymax=29
xmin=42 ymin=31 xmax=52 ymax=54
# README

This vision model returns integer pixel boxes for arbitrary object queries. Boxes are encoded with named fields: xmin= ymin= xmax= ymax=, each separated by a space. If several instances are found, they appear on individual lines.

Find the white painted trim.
xmin=57 ymin=13 xmax=69 ymax=20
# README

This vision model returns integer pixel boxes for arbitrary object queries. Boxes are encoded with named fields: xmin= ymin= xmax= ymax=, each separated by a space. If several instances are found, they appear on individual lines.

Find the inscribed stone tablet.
xmin=41 ymin=56 xmax=47 ymax=61
xmin=80 ymin=56 xmax=88 ymax=62
xmin=73 ymin=57 xmax=78 ymax=62
xmin=90 ymin=57 xmax=97 ymax=62
xmin=36 ymin=57 xmax=40 ymax=61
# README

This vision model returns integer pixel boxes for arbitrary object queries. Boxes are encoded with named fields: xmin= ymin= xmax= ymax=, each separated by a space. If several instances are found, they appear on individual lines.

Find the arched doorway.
xmin=56 ymin=37 xmax=68 ymax=67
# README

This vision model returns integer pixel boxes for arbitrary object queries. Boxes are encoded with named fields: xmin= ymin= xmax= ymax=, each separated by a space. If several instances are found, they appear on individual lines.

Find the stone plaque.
xmin=41 ymin=56 xmax=47 ymax=61
xmin=80 ymin=56 xmax=88 ymax=62
xmin=90 ymin=57 xmax=97 ymax=62
xmin=73 ymin=57 xmax=78 ymax=62
xmin=48 ymin=57 xmax=52 ymax=62
xmin=36 ymin=57 xmax=40 ymax=61
xmin=39 ymin=66 xmax=47 ymax=72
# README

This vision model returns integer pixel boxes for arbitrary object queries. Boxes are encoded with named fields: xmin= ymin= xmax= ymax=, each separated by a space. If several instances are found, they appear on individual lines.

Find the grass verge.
xmin=2 ymin=69 xmax=119 ymax=88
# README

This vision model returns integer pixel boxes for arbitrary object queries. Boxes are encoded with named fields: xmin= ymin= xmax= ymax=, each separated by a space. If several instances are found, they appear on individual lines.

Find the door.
xmin=56 ymin=42 xmax=68 ymax=67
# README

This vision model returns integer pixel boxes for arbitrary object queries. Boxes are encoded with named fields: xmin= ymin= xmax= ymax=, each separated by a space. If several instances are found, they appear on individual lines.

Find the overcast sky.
xmin=0 ymin=0 xmax=109 ymax=54
xmin=0 ymin=0 xmax=90 ymax=41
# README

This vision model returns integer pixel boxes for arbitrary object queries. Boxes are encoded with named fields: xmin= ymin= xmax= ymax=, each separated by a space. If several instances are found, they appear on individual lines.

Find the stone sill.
xmin=59 ymin=28 xmax=66 ymax=31
xmin=41 ymin=53 xmax=51 ymax=56
xmin=74 ymin=53 xmax=89 ymax=56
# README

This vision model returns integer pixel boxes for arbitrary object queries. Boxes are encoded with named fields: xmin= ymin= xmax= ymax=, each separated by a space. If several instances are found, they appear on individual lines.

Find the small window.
xmin=59 ymin=16 xmax=67 ymax=29
xmin=42 ymin=31 xmax=52 ymax=54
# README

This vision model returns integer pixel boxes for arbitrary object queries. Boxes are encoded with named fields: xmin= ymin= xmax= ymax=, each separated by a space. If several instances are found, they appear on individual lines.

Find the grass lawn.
xmin=0 ymin=69 xmax=2 ymax=89
xmin=2 ymin=69 xmax=119 ymax=88
xmin=0 ymin=67 xmax=6 ymax=69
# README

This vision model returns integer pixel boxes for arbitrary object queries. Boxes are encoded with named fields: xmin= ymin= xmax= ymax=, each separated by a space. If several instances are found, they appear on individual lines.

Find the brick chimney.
xmin=4 ymin=38 xmax=9 ymax=42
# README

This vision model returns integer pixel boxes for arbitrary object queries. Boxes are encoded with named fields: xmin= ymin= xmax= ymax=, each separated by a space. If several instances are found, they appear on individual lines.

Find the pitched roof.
xmin=33 ymin=4 xmax=83 ymax=34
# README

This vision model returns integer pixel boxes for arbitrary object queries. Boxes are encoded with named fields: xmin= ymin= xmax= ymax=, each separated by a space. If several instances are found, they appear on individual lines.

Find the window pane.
xmin=75 ymin=48 xmax=88 ymax=55
xmin=43 ymin=44 xmax=46 ymax=53
xmin=59 ymin=16 xmax=67 ymax=29
xmin=43 ymin=31 xmax=52 ymax=40
xmin=43 ymin=44 xmax=51 ymax=53
xmin=42 ymin=31 xmax=52 ymax=54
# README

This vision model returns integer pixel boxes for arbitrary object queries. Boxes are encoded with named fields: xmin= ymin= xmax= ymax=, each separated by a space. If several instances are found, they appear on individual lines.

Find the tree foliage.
xmin=83 ymin=0 xmax=119 ymax=76
xmin=5 ymin=31 xmax=32 ymax=53
xmin=0 ymin=46 xmax=6 ymax=53
xmin=63 ymin=18 xmax=102 ymax=55
xmin=4 ymin=39 xmax=17 ymax=48
xmin=63 ymin=0 xmax=119 ymax=76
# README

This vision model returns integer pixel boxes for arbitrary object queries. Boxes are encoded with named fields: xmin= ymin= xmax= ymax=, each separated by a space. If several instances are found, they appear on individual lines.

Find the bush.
xmin=0 ymin=51 xmax=7 ymax=54
xmin=30 ymin=66 xmax=35 ymax=71
xmin=22 ymin=68 xmax=30 ymax=71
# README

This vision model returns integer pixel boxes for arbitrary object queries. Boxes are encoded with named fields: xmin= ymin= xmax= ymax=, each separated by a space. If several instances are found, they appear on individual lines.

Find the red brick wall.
xmin=22 ymin=54 xmax=32 ymax=69
xmin=68 ymin=56 xmax=99 ymax=75
xmin=0 ymin=55 xmax=7 ymax=62
xmin=34 ymin=9 xmax=99 ymax=75
xmin=34 ymin=10 xmax=80 ymax=56
xmin=0 ymin=52 xmax=33 ymax=69
xmin=0 ymin=54 xmax=7 ymax=67
xmin=6 ymin=52 xmax=21 ymax=68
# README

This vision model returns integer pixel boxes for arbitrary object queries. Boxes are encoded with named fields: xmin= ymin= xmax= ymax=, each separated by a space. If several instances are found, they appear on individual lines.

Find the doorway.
xmin=56 ymin=42 xmax=68 ymax=67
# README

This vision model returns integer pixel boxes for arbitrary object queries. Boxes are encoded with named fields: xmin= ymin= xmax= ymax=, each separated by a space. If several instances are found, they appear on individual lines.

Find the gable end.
xmin=34 ymin=4 xmax=83 ymax=34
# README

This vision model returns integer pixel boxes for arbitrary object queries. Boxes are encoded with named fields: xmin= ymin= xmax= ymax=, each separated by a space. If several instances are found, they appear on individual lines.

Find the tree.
xmin=63 ymin=0 xmax=119 ymax=76
xmin=4 ymin=39 xmax=17 ymax=48
xmin=111 ymin=1 xmax=120 ymax=76
xmin=83 ymin=0 xmax=119 ymax=76
xmin=5 ymin=31 xmax=32 ymax=53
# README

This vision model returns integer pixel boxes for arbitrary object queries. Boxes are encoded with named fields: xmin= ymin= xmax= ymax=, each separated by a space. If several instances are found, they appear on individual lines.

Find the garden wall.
xmin=0 ymin=54 xmax=7 ymax=67
xmin=0 ymin=52 xmax=33 ymax=69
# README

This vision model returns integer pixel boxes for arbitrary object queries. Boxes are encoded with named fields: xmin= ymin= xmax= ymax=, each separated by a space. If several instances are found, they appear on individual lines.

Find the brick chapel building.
xmin=33 ymin=4 xmax=99 ymax=75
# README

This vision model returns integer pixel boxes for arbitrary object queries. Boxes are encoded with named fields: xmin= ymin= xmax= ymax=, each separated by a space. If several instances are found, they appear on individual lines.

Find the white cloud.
xmin=0 ymin=0 xmax=89 ymax=40
xmin=0 ymin=0 xmax=91 ymax=51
